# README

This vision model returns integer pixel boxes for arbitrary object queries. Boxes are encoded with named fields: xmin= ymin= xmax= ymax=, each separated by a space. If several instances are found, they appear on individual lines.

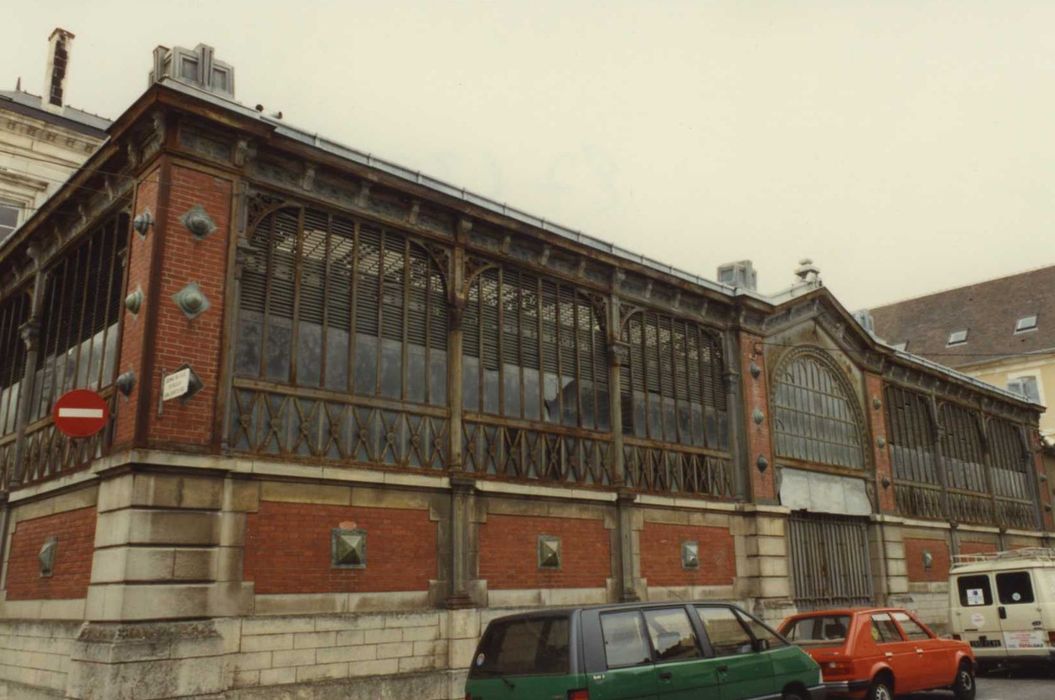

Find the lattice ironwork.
xmin=623 ymin=438 xmax=733 ymax=498
xmin=229 ymin=382 xmax=449 ymax=470
xmin=461 ymin=417 xmax=611 ymax=486
xmin=771 ymin=349 xmax=865 ymax=469
xmin=18 ymin=389 xmax=117 ymax=485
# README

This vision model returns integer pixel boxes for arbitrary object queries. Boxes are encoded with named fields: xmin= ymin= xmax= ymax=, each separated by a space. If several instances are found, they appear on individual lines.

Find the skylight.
xmin=947 ymin=330 xmax=968 ymax=346
xmin=1015 ymin=315 xmax=1038 ymax=333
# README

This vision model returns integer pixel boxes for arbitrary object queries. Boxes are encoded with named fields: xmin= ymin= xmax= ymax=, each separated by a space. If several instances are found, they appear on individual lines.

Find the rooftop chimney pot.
xmin=43 ymin=28 xmax=75 ymax=113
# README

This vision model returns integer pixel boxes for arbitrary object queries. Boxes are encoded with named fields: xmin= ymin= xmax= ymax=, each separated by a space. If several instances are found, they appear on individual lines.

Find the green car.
xmin=466 ymin=602 xmax=824 ymax=700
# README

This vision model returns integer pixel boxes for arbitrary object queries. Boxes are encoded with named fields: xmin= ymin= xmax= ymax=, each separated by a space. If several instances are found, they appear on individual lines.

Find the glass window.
xmin=735 ymin=610 xmax=784 ymax=647
xmin=1006 ymin=376 xmax=1041 ymax=404
xmin=601 ymin=611 xmax=652 ymax=669
xmin=1015 ymin=315 xmax=1038 ymax=333
xmin=695 ymin=606 xmax=753 ymax=657
xmin=892 ymin=612 xmax=931 ymax=641
xmin=997 ymin=572 xmax=1035 ymax=605
xmin=643 ymin=608 xmax=700 ymax=662
xmin=947 ymin=330 xmax=968 ymax=346
xmin=781 ymin=615 xmax=850 ymax=645
xmin=470 ymin=616 xmax=570 ymax=678
xmin=957 ymin=574 xmax=993 ymax=607
xmin=0 ymin=202 xmax=19 ymax=240
xmin=870 ymin=614 xmax=903 ymax=643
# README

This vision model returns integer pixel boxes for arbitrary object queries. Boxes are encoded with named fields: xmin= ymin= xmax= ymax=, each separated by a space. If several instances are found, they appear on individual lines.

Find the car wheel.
xmin=866 ymin=677 xmax=893 ymax=700
xmin=953 ymin=661 xmax=976 ymax=700
xmin=782 ymin=692 xmax=805 ymax=700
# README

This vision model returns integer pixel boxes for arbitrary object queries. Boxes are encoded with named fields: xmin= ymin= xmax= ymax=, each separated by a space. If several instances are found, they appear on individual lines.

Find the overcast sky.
xmin=6 ymin=1 xmax=1054 ymax=310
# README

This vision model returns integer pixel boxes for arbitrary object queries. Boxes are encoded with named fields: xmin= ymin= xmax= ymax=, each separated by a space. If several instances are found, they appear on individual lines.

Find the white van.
xmin=948 ymin=548 xmax=1055 ymax=669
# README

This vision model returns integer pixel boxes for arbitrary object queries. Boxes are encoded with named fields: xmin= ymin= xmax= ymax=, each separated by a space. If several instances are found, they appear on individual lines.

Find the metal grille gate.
xmin=788 ymin=513 xmax=874 ymax=610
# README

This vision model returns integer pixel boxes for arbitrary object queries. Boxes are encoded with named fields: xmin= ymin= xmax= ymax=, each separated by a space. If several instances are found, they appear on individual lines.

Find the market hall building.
xmin=0 ymin=45 xmax=1050 ymax=699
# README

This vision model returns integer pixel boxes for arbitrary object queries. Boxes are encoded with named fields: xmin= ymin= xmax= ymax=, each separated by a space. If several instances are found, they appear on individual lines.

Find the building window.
xmin=0 ymin=202 xmax=20 ymax=240
xmin=1014 ymin=315 xmax=1038 ymax=333
xmin=1007 ymin=376 xmax=1041 ymax=404
xmin=947 ymin=330 xmax=968 ymax=346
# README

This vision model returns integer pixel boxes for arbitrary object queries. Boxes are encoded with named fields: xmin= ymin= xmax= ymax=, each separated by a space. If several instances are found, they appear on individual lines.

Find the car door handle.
xmin=658 ymin=671 xmax=673 ymax=681
xmin=998 ymin=606 xmax=1007 ymax=620
xmin=915 ymin=648 xmax=924 ymax=654
xmin=884 ymin=652 xmax=893 ymax=658
xmin=717 ymin=664 xmax=729 ymax=673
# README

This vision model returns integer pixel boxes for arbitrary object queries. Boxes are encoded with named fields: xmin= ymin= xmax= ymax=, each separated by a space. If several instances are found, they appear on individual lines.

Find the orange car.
xmin=778 ymin=608 xmax=975 ymax=700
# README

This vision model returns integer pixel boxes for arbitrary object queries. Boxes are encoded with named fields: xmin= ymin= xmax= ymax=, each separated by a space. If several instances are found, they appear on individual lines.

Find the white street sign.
xmin=163 ymin=367 xmax=192 ymax=402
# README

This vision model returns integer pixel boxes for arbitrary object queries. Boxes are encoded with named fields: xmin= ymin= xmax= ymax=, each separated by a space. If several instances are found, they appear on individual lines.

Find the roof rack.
xmin=952 ymin=547 xmax=1055 ymax=567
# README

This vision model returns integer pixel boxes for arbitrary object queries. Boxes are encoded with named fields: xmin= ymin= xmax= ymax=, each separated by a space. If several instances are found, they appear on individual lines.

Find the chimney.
xmin=717 ymin=260 xmax=757 ymax=291
xmin=149 ymin=43 xmax=235 ymax=99
xmin=43 ymin=28 xmax=75 ymax=113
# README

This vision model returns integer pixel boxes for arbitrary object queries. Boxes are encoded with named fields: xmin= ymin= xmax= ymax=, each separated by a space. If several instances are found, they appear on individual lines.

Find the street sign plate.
xmin=52 ymin=389 xmax=110 ymax=438
xmin=163 ymin=367 xmax=192 ymax=402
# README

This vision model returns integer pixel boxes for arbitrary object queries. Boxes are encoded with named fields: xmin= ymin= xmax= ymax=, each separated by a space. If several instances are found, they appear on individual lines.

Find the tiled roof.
xmin=0 ymin=89 xmax=110 ymax=134
xmin=870 ymin=265 xmax=1055 ymax=369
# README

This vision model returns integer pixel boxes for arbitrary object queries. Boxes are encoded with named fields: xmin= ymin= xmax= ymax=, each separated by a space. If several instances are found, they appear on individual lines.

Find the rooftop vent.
xmin=43 ymin=28 xmax=75 ymax=113
xmin=149 ymin=43 xmax=234 ymax=98
xmin=717 ymin=260 xmax=757 ymax=291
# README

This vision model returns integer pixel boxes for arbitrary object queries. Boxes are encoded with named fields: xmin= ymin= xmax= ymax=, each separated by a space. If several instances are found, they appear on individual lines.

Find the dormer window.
xmin=1015 ymin=315 xmax=1038 ymax=334
xmin=891 ymin=342 xmax=907 ymax=351
xmin=947 ymin=330 xmax=968 ymax=346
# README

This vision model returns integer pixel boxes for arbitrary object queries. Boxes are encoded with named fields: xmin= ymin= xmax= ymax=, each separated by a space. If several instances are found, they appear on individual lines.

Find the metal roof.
xmin=0 ymin=89 xmax=111 ymax=134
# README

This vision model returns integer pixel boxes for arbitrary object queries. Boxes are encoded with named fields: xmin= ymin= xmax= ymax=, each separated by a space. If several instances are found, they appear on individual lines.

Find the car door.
xmin=694 ymin=606 xmax=774 ymax=700
xmin=870 ymin=612 xmax=926 ymax=693
xmin=952 ymin=572 xmax=1006 ymax=657
xmin=995 ymin=570 xmax=1046 ymax=652
xmin=589 ymin=610 xmax=659 ymax=700
xmin=642 ymin=607 xmax=722 ymax=700
xmin=891 ymin=611 xmax=949 ymax=688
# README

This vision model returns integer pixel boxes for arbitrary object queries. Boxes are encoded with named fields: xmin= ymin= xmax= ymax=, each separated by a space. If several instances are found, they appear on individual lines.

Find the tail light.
xmin=825 ymin=660 xmax=853 ymax=676
xmin=1048 ymin=631 xmax=1055 ymax=646
xmin=568 ymin=690 xmax=590 ymax=700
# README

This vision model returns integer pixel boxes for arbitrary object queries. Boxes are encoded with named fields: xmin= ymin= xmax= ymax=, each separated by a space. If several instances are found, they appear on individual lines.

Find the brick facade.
xmin=959 ymin=541 xmax=998 ymax=556
xmin=904 ymin=537 xmax=950 ymax=583
xmin=639 ymin=522 xmax=735 ymax=587
xmin=866 ymin=373 xmax=897 ymax=513
xmin=477 ymin=514 xmax=611 ymax=590
xmin=740 ymin=332 xmax=775 ymax=502
xmin=6 ymin=507 xmax=96 ymax=600
xmin=243 ymin=501 xmax=437 ymax=594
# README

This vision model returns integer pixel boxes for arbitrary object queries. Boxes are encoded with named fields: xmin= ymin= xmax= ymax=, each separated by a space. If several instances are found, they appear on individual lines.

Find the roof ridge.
xmin=870 ymin=262 xmax=1055 ymax=311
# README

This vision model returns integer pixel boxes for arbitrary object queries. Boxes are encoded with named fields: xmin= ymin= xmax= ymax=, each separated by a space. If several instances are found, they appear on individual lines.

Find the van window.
xmin=997 ymin=572 xmax=1035 ymax=605
xmin=870 ymin=613 xmax=903 ymax=643
xmin=695 ymin=606 xmax=753 ymax=657
xmin=601 ymin=611 xmax=652 ymax=668
xmin=643 ymin=608 xmax=700 ymax=661
xmin=957 ymin=575 xmax=993 ymax=607
xmin=783 ymin=615 xmax=850 ymax=645
xmin=735 ymin=610 xmax=785 ymax=647
xmin=892 ymin=612 xmax=931 ymax=641
xmin=471 ymin=616 xmax=569 ymax=678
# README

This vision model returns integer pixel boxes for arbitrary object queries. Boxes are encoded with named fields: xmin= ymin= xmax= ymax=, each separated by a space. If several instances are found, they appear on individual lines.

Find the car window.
xmin=471 ymin=616 xmax=570 ymax=677
xmin=734 ymin=610 xmax=785 ymax=647
xmin=643 ymin=608 xmax=701 ymax=662
xmin=601 ymin=611 xmax=652 ymax=669
xmin=996 ymin=572 xmax=1035 ymax=605
xmin=892 ymin=612 xmax=930 ymax=641
xmin=957 ymin=574 xmax=993 ymax=607
xmin=695 ymin=606 xmax=753 ymax=657
xmin=870 ymin=613 xmax=903 ymax=643
xmin=782 ymin=615 xmax=850 ymax=645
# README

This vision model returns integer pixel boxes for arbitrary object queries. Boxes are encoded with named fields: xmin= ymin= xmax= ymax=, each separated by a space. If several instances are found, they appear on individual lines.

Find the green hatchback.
xmin=465 ymin=602 xmax=824 ymax=700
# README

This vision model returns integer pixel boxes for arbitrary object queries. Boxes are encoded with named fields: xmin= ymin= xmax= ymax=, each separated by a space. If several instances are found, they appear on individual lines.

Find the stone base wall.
xmin=0 ymin=620 xmax=82 ymax=699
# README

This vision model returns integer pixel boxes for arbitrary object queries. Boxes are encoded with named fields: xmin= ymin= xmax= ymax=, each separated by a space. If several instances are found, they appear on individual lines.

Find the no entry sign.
xmin=52 ymin=389 xmax=110 ymax=438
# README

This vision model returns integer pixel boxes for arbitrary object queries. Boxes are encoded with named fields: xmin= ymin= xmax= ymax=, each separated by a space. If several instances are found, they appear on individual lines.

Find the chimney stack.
xmin=43 ymin=28 xmax=75 ymax=113
xmin=717 ymin=260 xmax=757 ymax=291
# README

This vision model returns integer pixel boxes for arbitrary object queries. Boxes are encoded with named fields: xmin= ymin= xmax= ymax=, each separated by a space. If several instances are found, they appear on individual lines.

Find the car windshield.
xmin=469 ymin=615 xmax=570 ymax=678
xmin=781 ymin=615 xmax=851 ymax=646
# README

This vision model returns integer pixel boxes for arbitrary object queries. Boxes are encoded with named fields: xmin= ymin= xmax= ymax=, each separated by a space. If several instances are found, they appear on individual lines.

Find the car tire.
xmin=866 ymin=677 xmax=893 ymax=700
xmin=952 ymin=661 xmax=976 ymax=700
xmin=782 ymin=692 xmax=805 ymax=700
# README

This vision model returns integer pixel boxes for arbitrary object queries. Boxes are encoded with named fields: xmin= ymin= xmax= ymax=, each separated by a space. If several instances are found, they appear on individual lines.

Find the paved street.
xmin=898 ymin=669 xmax=1055 ymax=700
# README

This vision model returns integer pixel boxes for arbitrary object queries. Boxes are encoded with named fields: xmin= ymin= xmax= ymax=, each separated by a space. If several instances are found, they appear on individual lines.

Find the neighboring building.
xmin=0 ymin=43 xmax=1050 ymax=699
xmin=0 ymin=28 xmax=110 ymax=240
xmin=870 ymin=265 xmax=1055 ymax=440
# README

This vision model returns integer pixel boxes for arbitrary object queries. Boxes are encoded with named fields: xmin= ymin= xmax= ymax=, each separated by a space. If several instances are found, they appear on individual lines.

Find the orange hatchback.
xmin=778 ymin=608 xmax=975 ymax=700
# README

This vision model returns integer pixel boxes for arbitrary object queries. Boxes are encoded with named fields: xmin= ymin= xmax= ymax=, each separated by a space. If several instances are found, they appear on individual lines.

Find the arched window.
xmin=236 ymin=202 xmax=449 ymax=405
xmin=771 ymin=349 xmax=864 ymax=469
xmin=462 ymin=263 xmax=608 ymax=431
xmin=620 ymin=310 xmax=727 ymax=450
